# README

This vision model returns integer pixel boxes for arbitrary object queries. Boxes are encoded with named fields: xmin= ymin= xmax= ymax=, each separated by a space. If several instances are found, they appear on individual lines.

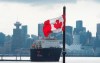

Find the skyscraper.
xmin=0 ymin=32 xmax=6 ymax=47
xmin=73 ymin=20 xmax=87 ymax=45
xmin=21 ymin=25 xmax=27 ymax=48
xmin=38 ymin=23 xmax=44 ymax=37
xmin=73 ymin=34 xmax=80 ymax=44
xmin=74 ymin=20 xmax=86 ymax=34
xmin=66 ymin=26 xmax=73 ymax=34
xmin=76 ymin=20 xmax=83 ymax=29
xmin=12 ymin=22 xmax=22 ymax=53
xmin=22 ymin=25 xmax=27 ymax=35
xmin=66 ymin=26 xmax=73 ymax=45
xmin=96 ymin=23 xmax=100 ymax=39
xmin=95 ymin=23 xmax=100 ymax=47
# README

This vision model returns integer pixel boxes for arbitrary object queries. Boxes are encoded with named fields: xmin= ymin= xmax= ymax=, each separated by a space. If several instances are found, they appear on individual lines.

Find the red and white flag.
xmin=43 ymin=15 xmax=64 ymax=37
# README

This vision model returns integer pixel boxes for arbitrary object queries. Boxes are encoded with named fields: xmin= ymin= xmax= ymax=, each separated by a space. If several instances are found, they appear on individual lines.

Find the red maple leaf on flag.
xmin=43 ymin=20 xmax=52 ymax=37
xmin=43 ymin=15 xmax=64 ymax=37
xmin=54 ymin=20 xmax=62 ymax=29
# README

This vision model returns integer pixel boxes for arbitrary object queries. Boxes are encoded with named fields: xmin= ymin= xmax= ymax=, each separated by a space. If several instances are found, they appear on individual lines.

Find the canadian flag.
xmin=43 ymin=15 xmax=64 ymax=37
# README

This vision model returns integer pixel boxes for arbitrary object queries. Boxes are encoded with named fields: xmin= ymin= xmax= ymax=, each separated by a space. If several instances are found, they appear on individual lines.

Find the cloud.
xmin=0 ymin=0 xmax=66 ymax=3
xmin=66 ymin=0 xmax=77 ymax=3
xmin=1 ymin=0 xmax=100 ymax=5
xmin=95 ymin=0 xmax=100 ymax=3
xmin=0 ymin=0 xmax=77 ymax=4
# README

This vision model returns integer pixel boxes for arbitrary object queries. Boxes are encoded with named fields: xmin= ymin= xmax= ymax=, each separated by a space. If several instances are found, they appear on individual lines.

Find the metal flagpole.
xmin=63 ymin=6 xmax=66 ymax=63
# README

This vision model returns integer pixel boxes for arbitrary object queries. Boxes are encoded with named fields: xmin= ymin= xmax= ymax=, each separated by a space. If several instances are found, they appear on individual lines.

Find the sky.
xmin=0 ymin=0 xmax=100 ymax=36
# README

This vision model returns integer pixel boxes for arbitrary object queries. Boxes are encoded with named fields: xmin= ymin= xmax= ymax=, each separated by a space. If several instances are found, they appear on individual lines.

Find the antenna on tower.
xmin=17 ymin=16 xmax=19 ymax=22
xmin=14 ymin=16 xmax=21 ymax=29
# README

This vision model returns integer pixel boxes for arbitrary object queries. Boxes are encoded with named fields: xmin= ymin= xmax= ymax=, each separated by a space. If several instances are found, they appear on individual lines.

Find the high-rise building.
xmin=38 ymin=23 xmax=44 ymax=37
xmin=66 ymin=26 xmax=73 ymax=34
xmin=5 ymin=35 xmax=12 ymax=42
xmin=21 ymin=25 xmax=27 ymax=48
xmin=95 ymin=23 xmax=100 ymax=47
xmin=73 ymin=34 xmax=80 ymax=44
xmin=66 ymin=26 xmax=73 ymax=45
xmin=22 ymin=25 xmax=27 ymax=35
xmin=0 ymin=32 xmax=6 ymax=47
xmin=74 ymin=20 xmax=86 ymax=34
xmin=26 ymin=37 xmax=33 ymax=48
xmin=73 ymin=20 xmax=87 ymax=45
xmin=96 ymin=23 xmax=100 ymax=39
xmin=76 ymin=20 xmax=83 ymax=29
xmin=80 ymin=32 xmax=87 ymax=45
xmin=12 ymin=22 xmax=22 ymax=53
xmin=93 ymin=24 xmax=100 ymax=55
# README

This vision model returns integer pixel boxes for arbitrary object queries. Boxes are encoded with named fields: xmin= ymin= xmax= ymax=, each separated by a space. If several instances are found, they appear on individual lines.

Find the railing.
xmin=0 ymin=54 xmax=30 ymax=61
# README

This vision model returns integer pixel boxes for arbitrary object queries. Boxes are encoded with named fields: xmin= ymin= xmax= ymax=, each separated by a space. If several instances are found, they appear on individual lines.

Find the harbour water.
xmin=0 ymin=57 xmax=100 ymax=63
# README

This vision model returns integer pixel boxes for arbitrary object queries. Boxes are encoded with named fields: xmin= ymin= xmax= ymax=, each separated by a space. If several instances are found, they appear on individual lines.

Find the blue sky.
xmin=0 ymin=0 xmax=100 ymax=36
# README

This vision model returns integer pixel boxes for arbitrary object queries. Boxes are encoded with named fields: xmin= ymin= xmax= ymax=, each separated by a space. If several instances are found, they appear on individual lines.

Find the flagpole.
xmin=63 ymin=6 xmax=66 ymax=63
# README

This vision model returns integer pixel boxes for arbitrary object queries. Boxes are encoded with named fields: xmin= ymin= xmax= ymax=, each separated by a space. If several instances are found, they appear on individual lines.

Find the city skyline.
xmin=0 ymin=20 xmax=99 ymax=37
xmin=0 ymin=0 xmax=100 ymax=36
